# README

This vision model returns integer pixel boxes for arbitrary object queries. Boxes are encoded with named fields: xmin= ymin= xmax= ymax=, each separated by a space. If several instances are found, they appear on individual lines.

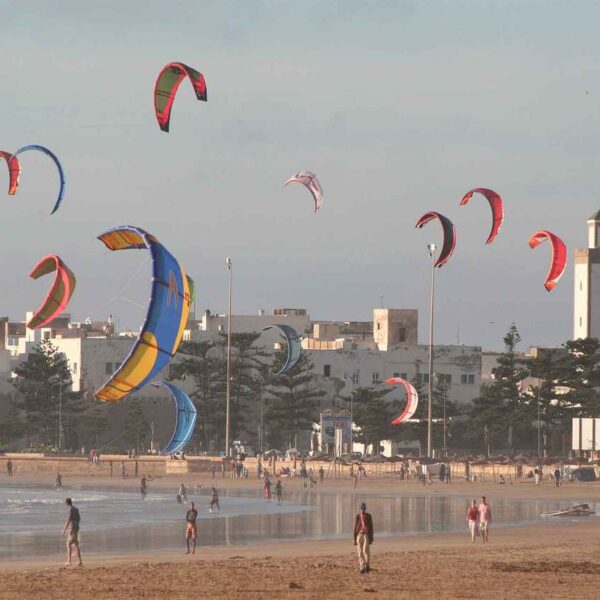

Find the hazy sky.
xmin=2 ymin=0 xmax=600 ymax=351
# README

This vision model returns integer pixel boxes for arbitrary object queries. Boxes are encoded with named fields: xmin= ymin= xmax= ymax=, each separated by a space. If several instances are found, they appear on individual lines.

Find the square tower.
xmin=574 ymin=210 xmax=600 ymax=339
xmin=373 ymin=308 xmax=418 ymax=350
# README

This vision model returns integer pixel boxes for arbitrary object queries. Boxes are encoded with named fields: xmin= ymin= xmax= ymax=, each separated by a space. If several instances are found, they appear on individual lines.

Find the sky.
xmin=1 ymin=0 xmax=600 ymax=351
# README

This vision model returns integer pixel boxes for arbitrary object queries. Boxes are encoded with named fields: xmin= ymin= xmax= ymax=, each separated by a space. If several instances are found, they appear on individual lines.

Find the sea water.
xmin=0 ymin=481 xmax=596 ymax=561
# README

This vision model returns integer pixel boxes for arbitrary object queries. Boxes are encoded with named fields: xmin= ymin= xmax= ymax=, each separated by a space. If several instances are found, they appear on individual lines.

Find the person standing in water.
xmin=185 ymin=502 xmax=198 ymax=554
xmin=56 ymin=472 xmax=63 ymax=490
xmin=275 ymin=479 xmax=283 ymax=504
xmin=479 ymin=496 xmax=492 ymax=544
xmin=466 ymin=499 xmax=479 ymax=543
xmin=353 ymin=502 xmax=374 ymax=574
xmin=62 ymin=498 xmax=83 ymax=567
xmin=178 ymin=483 xmax=188 ymax=503
xmin=140 ymin=475 xmax=147 ymax=500
xmin=6 ymin=459 xmax=13 ymax=477
xmin=209 ymin=487 xmax=220 ymax=512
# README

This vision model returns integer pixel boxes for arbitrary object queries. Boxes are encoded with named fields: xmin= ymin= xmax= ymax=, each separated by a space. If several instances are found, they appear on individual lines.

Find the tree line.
xmin=2 ymin=326 xmax=600 ymax=456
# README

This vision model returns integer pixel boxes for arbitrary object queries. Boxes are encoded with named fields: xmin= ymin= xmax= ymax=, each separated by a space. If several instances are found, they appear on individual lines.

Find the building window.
xmin=73 ymin=362 xmax=78 ymax=374
xmin=43 ymin=331 xmax=50 ymax=340
xmin=372 ymin=372 xmax=380 ymax=385
xmin=398 ymin=327 xmax=406 ymax=342
xmin=437 ymin=373 xmax=452 ymax=386
xmin=352 ymin=370 xmax=360 ymax=385
xmin=580 ymin=280 xmax=583 ymax=291
xmin=401 ymin=372 xmax=408 ymax=380
xmin=393 ymin=372 xmax=400 ymax=378
xmin=105 ymin=362 xmax=112 ymax=375
xmin=376 ymin=322 xmax=381 ymax=330
xmin=324 ymin=364 xmax=331 ymax=378
xmin=580 ymin=317 xmax=583 ymax=327
xmin=461 ymin=374 xmax=475 ymax=384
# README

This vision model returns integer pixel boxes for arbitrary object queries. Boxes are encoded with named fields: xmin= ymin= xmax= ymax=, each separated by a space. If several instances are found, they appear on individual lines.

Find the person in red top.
xmin=479 ymin=496 xmax=492 ymax=543
xmin=465 ymin=499 xmax=479 ymax=543
xmin=353 ymin=502 xmax=374 ymax=573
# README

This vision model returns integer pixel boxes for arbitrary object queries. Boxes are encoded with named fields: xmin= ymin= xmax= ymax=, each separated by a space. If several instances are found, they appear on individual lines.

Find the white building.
xmin=574 ymin=210 xmax=600 ymax=339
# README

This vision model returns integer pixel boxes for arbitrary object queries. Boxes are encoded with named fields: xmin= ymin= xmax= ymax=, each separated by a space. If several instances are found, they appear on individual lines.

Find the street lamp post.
xmin=427 ymin=243 xmax=436 ymax=458
xmin=58 ymin=378 xmax=63 ymax=451
xmin=225 ymin=257 xmax=233 ymax=457
xmin=537 ymin=378 xmax=541 ymax=460
xmin=442 ymin=376 xmax=447 ymax=458
xmin=344 ymin=372 xmax=355 ymax=453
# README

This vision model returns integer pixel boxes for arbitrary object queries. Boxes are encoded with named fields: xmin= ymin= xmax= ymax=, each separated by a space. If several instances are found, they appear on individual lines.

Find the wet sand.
xmin=3 ymin=472 xmax=600 ymax=598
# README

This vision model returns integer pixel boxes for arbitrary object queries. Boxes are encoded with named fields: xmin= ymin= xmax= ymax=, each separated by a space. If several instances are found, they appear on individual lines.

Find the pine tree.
xmin=13 ymin=339 xmax=83 ymax=450
xmin=170 ymin=340 xmax=226 ymax=451
xmin=349 ymin=385 xmax=395 ymax=454
xmin=467 ymin=324 xmax=528 ymax=453
xmin=123 ymin=396 xmax=149 ymax=452
xmin=264 ymin=351 xmax=325 ymax=449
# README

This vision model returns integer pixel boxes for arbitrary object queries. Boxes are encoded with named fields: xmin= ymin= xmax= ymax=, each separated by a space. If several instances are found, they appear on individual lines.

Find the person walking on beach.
xmin=211 ymin=465 xmax=216 ymax=479
xmin=56 ymin=472 xmax=63 ymax=491
xmin=140 ymin=475 xmax=148 ymax=500
xmin=6 ymin=459 xmax=13 ymax=477
xmin=275 ymin=479 xmax=283 ymax=504
xmin=534 ymin=468 xmax=540 ymax=486
xmin=319 ymin=466 xmax=324 ymax=484
xmin=62 ymin=498 xmax=83 ymax=567
xmin=120 ymin=461 xmax=126 ymax=479
xmin=479 ymin=496 xmax=492 ymax=544
xmin=178 ymin=483 xmax=188 ymax=504
xmin=554 ymin=467 xmax=562 ymax=487
xmin=466 ymin=499 xmax=479 ymax=543
xmin=353 ymin=502 xmax=374 ymax=574
xmin=185 ymin=502 xmax=198 ymax=554
xmin=209 ymin=487 xmax=220 ymax=512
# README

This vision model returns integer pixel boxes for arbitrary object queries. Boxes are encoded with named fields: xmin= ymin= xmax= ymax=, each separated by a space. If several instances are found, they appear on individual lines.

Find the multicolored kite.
xmin=459 ymin=188 xmax=504 ymax=244
xmin=11 ymin=145 xmax=66 ymax=214
xmin=26 ymin=255 xmax=76 ymax=330
xmin=0 ymin=151 xmax=20 ymax=195
xmin=262 ymin=324 xmax=302 ymax=375
xmin=285 ymin=171 xmax=324 ymax=212
xmin=528 ymin=230 xmax=567 ymax=291
xmin=151 ymin=381 xmax=197 ymax=455
xmin=95 ymin=226 xmax=193 ymax=402
xmin=385 ymin=377 xmax=419 ymax=425
xmin=154 ymin=62 xmax=207 ymax=132
xmin=415 ymin=211 xmax=457 ymax=268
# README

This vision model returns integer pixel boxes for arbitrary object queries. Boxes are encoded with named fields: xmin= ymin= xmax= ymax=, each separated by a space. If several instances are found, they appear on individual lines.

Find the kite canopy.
xmin=95 ymin=226 xmax=192 ymax=402
xmin=11 ymin=145 xmax=65 ymax=214
xmin=152 ymin=381 xmax=197 ymax=455
xmin=285 ymin=171 xmax=323 ymax=212
xmin=528 ymin=230 xmax=567 ymax=292
xmin=262 ymin=324 xmax=302 ymax=375
xmin=385 ymin=377 xmax=419 ymax=425
xmin=154 ymin=62 xmax=207 ymax=132
xmin=415 ymin=211 xmax=457 ymax=268
xmin=26 ymin=255 xmax=76 ymax=330
xmin=459 ymin=188 xmax=504 ymax=245
xmin=0 ymin=151 xmax=20 ymax=195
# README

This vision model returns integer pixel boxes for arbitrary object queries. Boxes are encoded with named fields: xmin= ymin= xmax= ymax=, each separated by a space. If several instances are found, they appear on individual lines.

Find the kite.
xmin=0 ymin=151 xmax=20 ymax=195
xmin=11 ymin=145 xmax=65 ymax=214
xmin=95 ymin=226 xmax=193 ymax=402
xmin=26 ymin=255 xmax=76 ymax=330
xmin=415 ymin=211 xmax=457 ymax=268
xmin=154 ymin=62 xmax=207 ymax=132
xmin=528 ymin=230 xmax=567 ymax=291
xmin=262 ymin=324 xmax=302 ymax=375
xmin=459 ymin=188 xmax=504 ymax=244
xmin=385 ymin=377 xmax=419 ymax=425
xmin=152 ymin=381 xmax=197 ymax=455
xmin=285 ymin=171 xmax=323 ymax=212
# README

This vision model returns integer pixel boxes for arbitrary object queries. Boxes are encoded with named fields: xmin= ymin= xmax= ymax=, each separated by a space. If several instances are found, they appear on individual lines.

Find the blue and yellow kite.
xmin=95 ymin=226 xmax=193 ymax=402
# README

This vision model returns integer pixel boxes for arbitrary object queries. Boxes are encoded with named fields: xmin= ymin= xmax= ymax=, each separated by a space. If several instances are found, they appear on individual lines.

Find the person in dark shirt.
xmin=185 ymin=502 xmax=198 ymax=554
xmin=140 ymin=475 xmax=147 ymax=500
xmin=353 ymin=502 xmax=374 ymax=573
xmin=275 ymin=479 xmax=283 ymax=504
xmin=62 ymin=498 xmax=82 ymax=567
xmin=209 ymin=487 xmax=220 ymax=512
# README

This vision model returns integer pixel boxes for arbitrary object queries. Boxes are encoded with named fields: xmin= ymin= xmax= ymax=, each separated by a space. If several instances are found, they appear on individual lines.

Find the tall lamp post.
xmin=58 ymin=377 xmax=64 ymax=451
xmin=225 ymin=257 xmax=233 ymax=457
xmin=427 ymin=243 xmax=436 ymax=458
xmin=537 ymin=378 xmax=542 ymax=460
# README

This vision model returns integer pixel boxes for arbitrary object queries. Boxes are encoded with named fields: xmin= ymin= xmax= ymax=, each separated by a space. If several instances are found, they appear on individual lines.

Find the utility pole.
xmin=225 ymin=257 xmax=233 ymax=457
xmin=58 ymin=378 xmax=63 ymax=451
xmin=427 ymin=243 xmax=436 ymax=458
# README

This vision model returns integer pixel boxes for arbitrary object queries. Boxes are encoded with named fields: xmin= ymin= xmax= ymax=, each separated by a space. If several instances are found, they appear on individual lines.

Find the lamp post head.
xmin=225 ymin=257 xmax=232 ymax=270
xmin=427 ymin=243 xmax=437 ymax=257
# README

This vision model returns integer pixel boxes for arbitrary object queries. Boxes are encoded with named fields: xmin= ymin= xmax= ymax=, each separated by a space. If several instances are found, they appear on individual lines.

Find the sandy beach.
xmin=3 ymin=472 xmax=600 ymax=599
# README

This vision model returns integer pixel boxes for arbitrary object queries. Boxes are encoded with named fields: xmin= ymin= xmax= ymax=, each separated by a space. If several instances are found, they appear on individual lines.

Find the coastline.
xmin=3 ymin=472 xmax=600 ymax=598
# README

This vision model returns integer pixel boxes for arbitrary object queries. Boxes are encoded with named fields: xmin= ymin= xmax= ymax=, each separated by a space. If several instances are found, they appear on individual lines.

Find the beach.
xmin=3 ymin=470 xmax=600 ymax=598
